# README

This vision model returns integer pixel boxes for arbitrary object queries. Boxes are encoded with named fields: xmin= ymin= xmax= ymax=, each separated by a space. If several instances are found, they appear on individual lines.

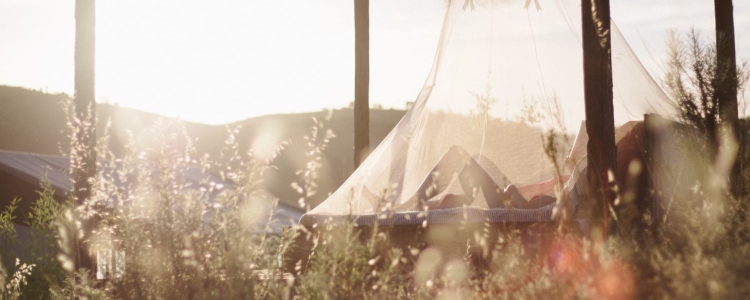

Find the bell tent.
xmin=301 ymin=0 xmax=677 ymax=227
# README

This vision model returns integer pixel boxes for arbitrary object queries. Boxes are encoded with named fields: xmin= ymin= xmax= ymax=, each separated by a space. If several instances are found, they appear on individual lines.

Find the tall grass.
xmin=3 ymin=32 xmax=750 ymax=300
xmin=1 ymin=114 xmax=750 ymax=299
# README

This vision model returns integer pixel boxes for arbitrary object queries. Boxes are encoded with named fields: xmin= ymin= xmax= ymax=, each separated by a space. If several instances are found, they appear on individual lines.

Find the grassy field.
xmin=1 ymin=109 xmax=749 ymax=300
xmin=2 ymin=29 xmax=750 ymax=299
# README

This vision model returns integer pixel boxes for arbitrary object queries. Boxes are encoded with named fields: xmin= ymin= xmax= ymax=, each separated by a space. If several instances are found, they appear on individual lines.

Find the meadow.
xmin=1 ymin=29 xmax=750 ymax=300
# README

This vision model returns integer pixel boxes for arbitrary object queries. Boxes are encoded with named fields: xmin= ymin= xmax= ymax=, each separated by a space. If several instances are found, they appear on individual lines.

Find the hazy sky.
xmin=1 ymin=0 xmax=748 ymax=124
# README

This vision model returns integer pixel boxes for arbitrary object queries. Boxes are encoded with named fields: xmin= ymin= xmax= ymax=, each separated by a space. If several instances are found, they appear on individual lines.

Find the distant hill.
xmin=0 ymin=85 xmax=405 ymax=208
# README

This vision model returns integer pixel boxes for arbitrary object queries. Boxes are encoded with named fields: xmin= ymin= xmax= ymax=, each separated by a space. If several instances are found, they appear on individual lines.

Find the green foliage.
xmin=22 ymin=183 xmax=66 ymax=300
xmin=295 ymin=224 xmax=413 ymax=300
xmin=0 ymin=199 xmax=20 ymax=299
xmin=0 ymin=198 xmax=19 ymax=239
xmin=0 ymin=183 xmax=67 ymax=300
xmin=664 ymin=29 xmax=749 ymax=156
xmin=27 ymin=181 xmax=64 ymax=231
xmin=71 ymin=120 xmax=289 ymax=300
xmin=49 ymin=269 xmax=108 ymax=300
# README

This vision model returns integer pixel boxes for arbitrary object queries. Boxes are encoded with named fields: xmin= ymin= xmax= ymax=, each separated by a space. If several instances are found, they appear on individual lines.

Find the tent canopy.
xmin=301 ymin=0 xmax=675 ymax=225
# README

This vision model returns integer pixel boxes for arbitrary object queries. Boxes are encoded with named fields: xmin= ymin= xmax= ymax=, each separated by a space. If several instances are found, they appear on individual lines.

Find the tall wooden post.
xmin=581 ymin=0 xmax=617 ymax=239
xmin=354 ymin=0 xmax=370 ymax=167
xmin=714 ymin=0 xmax=741 ymax=196
xmin=74 ymin=0 xmax=97 ymax=273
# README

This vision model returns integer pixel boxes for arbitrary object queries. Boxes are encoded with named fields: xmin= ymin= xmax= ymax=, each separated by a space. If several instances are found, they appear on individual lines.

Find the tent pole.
xmin=354 ymin=0 xmax=370 ymax=168
xmin=714 ymin=0 xmax=741 ymax=196
xmin=581 ymin=0 xmax=618 ymax=239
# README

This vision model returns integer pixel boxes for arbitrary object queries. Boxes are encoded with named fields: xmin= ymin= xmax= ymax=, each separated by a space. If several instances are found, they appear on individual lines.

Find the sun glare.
xmin=95 ymin=0 xmax=358 ymax=124
xmin=3 ymin=1 xmax=745 ymax=124
xmin=0 ymin=0 xmax=446 ymax=125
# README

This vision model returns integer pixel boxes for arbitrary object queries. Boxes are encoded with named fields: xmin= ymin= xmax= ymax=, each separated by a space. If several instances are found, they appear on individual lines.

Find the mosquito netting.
xmin=300 ymin=0 xmax=678 ymax=226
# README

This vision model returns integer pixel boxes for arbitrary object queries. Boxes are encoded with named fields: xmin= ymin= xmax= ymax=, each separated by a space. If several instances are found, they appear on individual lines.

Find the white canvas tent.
xmin=300 ymin=0 xmax=677 ymax=226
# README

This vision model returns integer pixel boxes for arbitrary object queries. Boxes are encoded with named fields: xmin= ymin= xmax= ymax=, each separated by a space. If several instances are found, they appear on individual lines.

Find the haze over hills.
xmin=0 ymin=85 xmax=405 ymax=209
xmin=0 ymin=86 xmax=585 ymax=210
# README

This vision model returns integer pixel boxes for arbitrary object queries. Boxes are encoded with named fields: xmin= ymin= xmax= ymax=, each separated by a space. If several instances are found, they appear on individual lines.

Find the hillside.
xmin=0 ymin=85 xmax=405 ymax=208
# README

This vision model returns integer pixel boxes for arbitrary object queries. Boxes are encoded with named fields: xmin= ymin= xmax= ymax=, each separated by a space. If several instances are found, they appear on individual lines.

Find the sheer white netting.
xmin=301 ymin=0 xmax=676 ymax=225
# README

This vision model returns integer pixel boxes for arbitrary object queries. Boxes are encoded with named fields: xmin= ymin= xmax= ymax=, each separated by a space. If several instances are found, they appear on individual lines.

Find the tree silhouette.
xmin=74 ymin=0 xmax=97 ymax=273
xmin=354 ymin=0 xmax=370 ymax=168
xmin=713 ymin=0 xmax=741 ymax=195
xmin=581 ymin=0 xmax=617 ymax=239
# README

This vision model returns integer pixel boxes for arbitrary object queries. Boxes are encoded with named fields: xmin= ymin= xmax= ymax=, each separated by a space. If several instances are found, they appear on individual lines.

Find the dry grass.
xmin=2 ymin=30 xmax=750 ymax=300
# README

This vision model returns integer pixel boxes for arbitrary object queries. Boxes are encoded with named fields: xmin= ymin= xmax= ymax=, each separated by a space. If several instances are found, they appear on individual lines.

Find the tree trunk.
xmin=354 ymin=0 xmax=370 ymax=168
xmin=581 ymin=0 xmax=618 ymax=239
xmin=74 ymin=0 xmax=97 ymax=273
xmin=714 ymin=0 xmax=741 ymax=196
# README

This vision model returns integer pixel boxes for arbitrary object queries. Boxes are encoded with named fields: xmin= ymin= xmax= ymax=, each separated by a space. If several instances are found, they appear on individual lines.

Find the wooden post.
xmin=641 ymin=114 xmax=662 ymax=241
xmin=714 ymin=0 xmax=741 ymax=196
xmin=581 ymin=0 xmax=618 ymax=239
xmin=354 ymin=0 xmax=370 ymax=167
xmin=74 ymin=0 xmax=97 ymax=273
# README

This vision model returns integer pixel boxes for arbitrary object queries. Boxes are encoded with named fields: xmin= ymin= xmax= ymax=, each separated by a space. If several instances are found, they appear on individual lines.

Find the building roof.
xmin=0 ymin=150 xmax=302 ymax=233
